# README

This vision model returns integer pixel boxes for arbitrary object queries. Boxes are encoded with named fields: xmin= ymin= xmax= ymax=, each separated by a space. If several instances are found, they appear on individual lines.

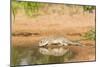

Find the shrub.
xmin=83 ymin=28 xmax=96 ymax=40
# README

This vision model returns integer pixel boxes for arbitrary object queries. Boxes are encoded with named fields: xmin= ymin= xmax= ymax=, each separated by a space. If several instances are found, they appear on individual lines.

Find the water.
xmin=11 ymin=45 xmax=74 ymax=66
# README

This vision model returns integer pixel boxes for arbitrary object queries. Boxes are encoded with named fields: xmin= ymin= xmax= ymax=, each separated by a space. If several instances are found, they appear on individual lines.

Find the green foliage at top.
xmin=83 ymin=6 xmax=95 ymax=13
xmin=12 ymin=0 xmax=44 ymax=22
xmin=23 ymin=2 xmax=43 ymax=16
xmin=11 ymin=0 xmax=95 ymax=22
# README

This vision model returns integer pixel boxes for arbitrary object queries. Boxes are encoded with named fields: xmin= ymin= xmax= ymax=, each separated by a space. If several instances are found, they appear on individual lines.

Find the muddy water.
xmin=11 ymin=35 xmax=95 ymax=66
xmin=11 ymin=44 xmax=77 ymax=66
xmin=11 ymin=44 xmax=95 ymax=67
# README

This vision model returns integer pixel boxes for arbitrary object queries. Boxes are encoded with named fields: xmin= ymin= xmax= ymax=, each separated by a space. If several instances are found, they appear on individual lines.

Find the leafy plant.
xmin=23 ymin=2 xmax=44 ymax=16
xmin=83 ymin=6 xmax=95 ymax=13
xmin=82 ymin=28 xmax=96 ymax=40
xmin=12 ymin=0 xmax=44 ymax=22
xmin=11 ymin=0 xmax=95 ymax=22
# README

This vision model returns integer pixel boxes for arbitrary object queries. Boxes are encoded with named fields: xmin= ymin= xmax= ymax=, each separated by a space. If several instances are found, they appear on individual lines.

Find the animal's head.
xmin=39 ymin=39 xmax=49 ymax=46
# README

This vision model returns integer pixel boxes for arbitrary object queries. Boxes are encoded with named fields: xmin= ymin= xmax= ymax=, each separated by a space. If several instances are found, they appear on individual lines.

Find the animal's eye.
xmin=40 ymin=40 xmax=43 ymax=43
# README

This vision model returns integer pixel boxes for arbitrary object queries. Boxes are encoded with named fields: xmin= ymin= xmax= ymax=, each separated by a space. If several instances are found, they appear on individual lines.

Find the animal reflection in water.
xmin=37 ymin=36 xmax=84 ymax=63
xmin=38 ymin=36 xmax=84 ymax=55
xmin=13 ymin=36 xmax=85 ymax=66
xmin=39 ymin=47 xmax=70 ymax=56
xmin=38 ymin=36 xmax=85 ymax=56
xmin=19 ymin=47 xmax=73 ymax=65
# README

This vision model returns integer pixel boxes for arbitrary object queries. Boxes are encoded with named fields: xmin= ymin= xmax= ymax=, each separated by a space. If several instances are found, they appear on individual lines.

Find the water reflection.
xmin=11 ymin=45 xmax=74 ymax=66
xmin=39 ymin=47 xmax=70 ymax=56
xmin=20 ymin=58 xmax=29 ymax=65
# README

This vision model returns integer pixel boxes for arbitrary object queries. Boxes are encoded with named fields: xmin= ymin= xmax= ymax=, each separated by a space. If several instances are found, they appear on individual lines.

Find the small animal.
xmin=39 ymin=36 xmax=83 ymax=47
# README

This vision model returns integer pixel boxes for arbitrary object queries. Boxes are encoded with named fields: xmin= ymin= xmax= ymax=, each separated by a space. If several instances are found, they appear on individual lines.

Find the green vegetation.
xmin=82 ymin=28 xmax=96 ymax=40
xmin=12 ymin=0 xmax=95 ymax=22
xmin=83 ymin=6 xmax=95 ymax=13
xmin=12 ymin=0 xmax=44 ymax=21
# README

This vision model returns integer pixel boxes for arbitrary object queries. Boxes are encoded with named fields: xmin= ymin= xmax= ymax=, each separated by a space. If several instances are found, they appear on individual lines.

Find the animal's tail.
xmin=68 ymin=39 xmax=95 ymax=48
xmin=68 ymin=41 xmax=84 ymax=47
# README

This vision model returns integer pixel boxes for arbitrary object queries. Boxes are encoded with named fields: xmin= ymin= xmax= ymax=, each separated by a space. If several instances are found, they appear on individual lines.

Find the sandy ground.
xmin=11 ymin=5 xmax=96 ymax=61
xmin=12 ymin=10 xmax=95 ymax=46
